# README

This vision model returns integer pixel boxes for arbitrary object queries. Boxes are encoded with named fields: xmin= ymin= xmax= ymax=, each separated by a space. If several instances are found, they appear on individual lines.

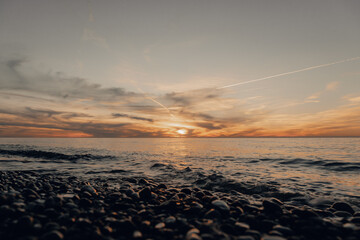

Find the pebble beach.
xmin=1 ymin=170 xmax=359 ymax=240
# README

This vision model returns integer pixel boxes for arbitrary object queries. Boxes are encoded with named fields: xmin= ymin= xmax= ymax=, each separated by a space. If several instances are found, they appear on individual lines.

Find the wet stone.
xmin=272 ymin=225 xmax=293 ymax=236
xmin=40 ymin=230 xmax=64 ymax=240
xmin=17 ymin=215 xmax=34 ymax=231
xmin=155 ymin=222 xmax=166 ymax=229
xmin=331 ymin=202 xmax=355 ymax=215
xmin=211 ymin=200 xmax=230 ymax=213
xmin=138 ymin=178 xmax=149 ymax=184
xmin=181 ymin=188 xmax=192 ymax=195
xmin=268 ymin=230 xmax=283 ymax=236
xmin=186 ymin=228 xmax=202 ymax=240
xmin=139 ymin=187 xmax=152 ymax=201
xmin=204 ymin=209 xmax=222 ymax=219
xmin=261 ymin=235 xmax=287 ymax=240
xmin=165 ymin=216 xmax=176 ymax=225
xmin=237 ymin=235 xmax=256 ymax=240
xmin=263 ymin=200 xmax=282 ymax=215
xmin=334 ymin=211 xmax=353 ymax=218
xmin=245 ymin=229 xmax=261 ymax=240
xmin=291 ymin=208 xmax=319 ymax=218
xmin=235 ymin=222 xmax=250 ymax=233
xmin=157 ymin=183 xmax=167 ymax=189
xmin=133 ymin=230 xmax=143 ymax=238
xmin=350 ymin=217 xmax=360 ymax=223
xmin=81 ymin=185 xmax=96 ymax=194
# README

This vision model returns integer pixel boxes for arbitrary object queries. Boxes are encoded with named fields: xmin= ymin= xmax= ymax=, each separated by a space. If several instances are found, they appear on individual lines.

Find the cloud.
xmin=195 ymin=122 xmax=225 ymax=130
xmin=326 ymin=81 xmax=339 ymax=91
xmin=164 ymin=88 xmax=222 ymax=106
xmin=306 ymin=81 xmax=340 ymax=102
xmin=1 ymin=57 xmax=141 ymax=102
xmin=112 ymin=113 xmax=154 ymax=122
xmin=1 ymin=56 xmax=359 ymax=137
xmin=0 ymin=107 xmax=92 ymax=120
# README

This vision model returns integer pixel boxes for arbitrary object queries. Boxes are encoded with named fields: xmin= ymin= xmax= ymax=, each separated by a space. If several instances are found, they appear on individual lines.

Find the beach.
xmin=0 ymin=170 xmax=359 ymax=240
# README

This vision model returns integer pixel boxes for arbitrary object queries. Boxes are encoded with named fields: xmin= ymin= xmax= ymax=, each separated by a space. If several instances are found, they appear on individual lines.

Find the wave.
xmin=259 ymin=158 xmax=360 ymax=172
xmin=0 ymin=149 xmax=116 ymax=162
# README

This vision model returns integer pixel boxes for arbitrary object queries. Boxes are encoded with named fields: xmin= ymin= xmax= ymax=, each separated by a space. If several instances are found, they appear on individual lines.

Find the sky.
xmin=0 ymin=0 xmax=360 ymax=137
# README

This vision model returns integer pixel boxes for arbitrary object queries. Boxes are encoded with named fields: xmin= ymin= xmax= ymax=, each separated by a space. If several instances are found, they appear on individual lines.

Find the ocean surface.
xmin=1 ymin=138 xmax=359 ymax=201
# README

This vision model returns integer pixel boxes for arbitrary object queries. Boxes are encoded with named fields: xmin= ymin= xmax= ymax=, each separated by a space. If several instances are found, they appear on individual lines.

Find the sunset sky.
xmin=1 ymin=0 xmax=360 ymax=137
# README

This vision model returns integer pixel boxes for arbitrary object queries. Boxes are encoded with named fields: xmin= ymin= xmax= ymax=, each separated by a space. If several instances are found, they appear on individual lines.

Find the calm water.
xmin=0 ymin=138 xmax=359 ymax=200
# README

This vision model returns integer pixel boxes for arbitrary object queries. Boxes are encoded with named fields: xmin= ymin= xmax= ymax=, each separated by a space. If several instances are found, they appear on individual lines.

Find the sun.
xmin=176 ymin=129 xmax=187 ymax=135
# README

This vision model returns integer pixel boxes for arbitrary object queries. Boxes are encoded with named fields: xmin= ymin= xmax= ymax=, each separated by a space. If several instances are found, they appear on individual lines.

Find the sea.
xmin=0 ymin=138 xmax=359 ymax=202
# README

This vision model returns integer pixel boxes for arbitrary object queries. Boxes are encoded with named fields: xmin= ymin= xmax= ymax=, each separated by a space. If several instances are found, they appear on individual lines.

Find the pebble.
xmin=235 ymin=222 xmax=250 ymax=232
xmin=331 ymin=202 xmax=355 ymax=215
xmin=81 ymin=185 xmax=96 ymax=194
xmin=139 ymin=187 xmax=152 ymax=200
xmin=165 ymin=216 xmax=176 ymax=225
xmin=204 ymin=209 xmax=222 ymax=219
xmin=237 ymin=236 xmax=256 ymax=240
xmin=40 ymin=230 xmax=64 ymax=240
xmin=261 ymin=235 xmax=287 ymax=240
xmin=17 ymin=215 xmax=34 ymax=231
xmin=133 ymin=230 xmax=143 ymax=238
xmin=211 ymin=200 xmax=230 ymax=212
xmin=272 ymin=225 xmax=293 ymax=235
xmin=334 ymin=211 xmax=353 ymax=218
xmin=155 ymin=222 xmax=166 ymax=229
xmin=262 ymin=200 xmax=282 ymax=215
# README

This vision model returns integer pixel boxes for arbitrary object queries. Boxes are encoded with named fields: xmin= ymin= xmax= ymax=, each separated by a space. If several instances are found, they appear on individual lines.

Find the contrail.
xmin=217 ymin=57 xmax=360 ymax=89
xmin=136 ymin=87 xmax=176 ymax=118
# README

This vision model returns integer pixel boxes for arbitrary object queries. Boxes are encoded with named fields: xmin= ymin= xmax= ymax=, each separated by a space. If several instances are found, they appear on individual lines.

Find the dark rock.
xmin=81 ymin=185 xmax=96 ymax=194
xmin=331 ymin=202 xmax=355 ymax=215
xmin=350 ymin=217 xmax=360 ymax=223
xmin=195 ymin=191 xmax=205 ymax=199
xmin=244 ymin=229 xmax=261 ymax=240
xmin=23 ymin=188 xmax=41 ymax=200
xmin=243 ymin=204 xmax=260 ymax=213
xmin=157 ymin=183 xmax=167 ymax=189
xmin=44 ymin=222 xmax=61 ymax=231
xmin=272 ymin=225 xmax=293 ymax=236
xmin=40 ymin=230 xmax=64 ymax=240
xmin=204 ymin=209 xmax=222 ymax=219
xmin=211 ymin=200 xmax=230 ymax=213
xmin=165 ymin=216 xmax=176 ymax=225
xmin=0 ymin=205 xmax=15 ymax=219
xmin=258 ymin=219 xmax=276 ymax=232
xmin=17 ymin=215 xmax=34 ymax=232
xmin=133 ymin=230 xmax=142 ymax=238
xmin=155 ymin=222 xmax=165 ymax=229
xmin=261 ymin=236 xmax=287 ymax=240
xmin=334 ymin=210 xmax=352 ymax=218
xmin=234 ymin=222 xmax=250 ymax=233
xmin=268 ymin=230 xmax=283 ymax=236
xmin=237 ymin=236 xmax=255 ymax=240
xmin=139 ymin=187 xmax=152 ymax=201
xmin=186 ymin=228 xmax=201 ymax=240
xmin=138 ymin=178 xmax=149 ymax=184
xmin=79 ymin=198 xmax=92 ymax=208
xmin=181 ymin=188 xmax=192 ymax=195
xmin=291 ymin=208 xmax=319 ymax=218
xmin=263 ymin=200 xmax=282 ymax=215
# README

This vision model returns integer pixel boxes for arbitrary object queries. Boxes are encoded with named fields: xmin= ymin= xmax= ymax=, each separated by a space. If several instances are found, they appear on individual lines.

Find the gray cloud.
xmin=164 ymin=88 xmax=222 ymax=106
xmin=112 ymin=113 xmax=154 ymax=122
xmin=195 ymin=122 xmax=226 ymax=130
xmin=0 ymin=107 xmax=92 ymax=120
xmin=1 ymin=57 xmax=141 ymax=102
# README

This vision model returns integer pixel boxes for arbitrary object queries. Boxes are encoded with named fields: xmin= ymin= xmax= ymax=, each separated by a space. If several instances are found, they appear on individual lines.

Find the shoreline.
xmin=1 ymin=171 xmax=359 ymax=240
